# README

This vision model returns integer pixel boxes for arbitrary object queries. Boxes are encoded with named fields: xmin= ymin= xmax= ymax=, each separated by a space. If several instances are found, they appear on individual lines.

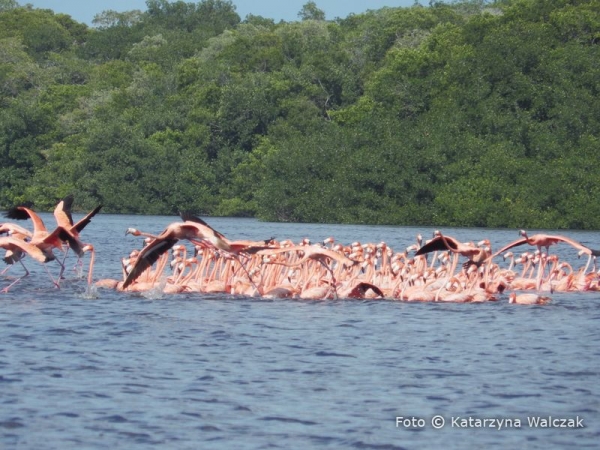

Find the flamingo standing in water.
xmin=416 ymin=231 xmax=492 ymax=293
xmin=508 ymin=292 xmax=551 ymax=305
xmin=256 ymin=244 xmax=361 ymax=298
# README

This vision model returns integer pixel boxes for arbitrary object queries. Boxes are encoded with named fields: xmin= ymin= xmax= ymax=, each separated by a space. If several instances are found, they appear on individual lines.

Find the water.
xmin=1 ymin=214 xmax=599 ymax=449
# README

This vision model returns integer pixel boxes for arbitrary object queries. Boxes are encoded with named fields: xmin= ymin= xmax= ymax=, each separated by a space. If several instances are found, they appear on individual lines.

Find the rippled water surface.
xmin=1 ymin=215 xmax=599 ymax=449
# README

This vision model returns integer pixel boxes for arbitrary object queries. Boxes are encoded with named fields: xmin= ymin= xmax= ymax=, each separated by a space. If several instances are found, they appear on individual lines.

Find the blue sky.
xmin=23 ymin=1 xmax=418 ymax=26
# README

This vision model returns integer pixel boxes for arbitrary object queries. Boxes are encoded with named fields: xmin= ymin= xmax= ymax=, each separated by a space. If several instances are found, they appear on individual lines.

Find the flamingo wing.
xmin=54 ymin=194 xmax=75 ymax=226
xmin=415 ymin=236 xmax=458 ymax=255
xmin=346 ymin=282 xmax=384 ymax=299
xmin=73 ymin=205 xmax=103 ymax=233
xmin=0 ymin=237 xmax=51 ymax=263
xmin=54 ymin=227 xmax=84 ymax=257
xmin=552 ymin=235 xmax=590 ymax=253
xmin=491 ymin=238 xmax=528 ymax=260
xmin=4 ymin=207 xmax=31 ymax=221
xmin=4 ymin=206 xmax=48 ymax=236
xmin=179 ymin=212 xmax=227 ymax=240
xmin=123 ymin=238 xmax=179 ymax=288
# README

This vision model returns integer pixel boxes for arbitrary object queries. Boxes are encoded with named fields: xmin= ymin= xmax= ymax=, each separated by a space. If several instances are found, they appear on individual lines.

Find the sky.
xmin=23 ymin=0 xmax=417 ymax=26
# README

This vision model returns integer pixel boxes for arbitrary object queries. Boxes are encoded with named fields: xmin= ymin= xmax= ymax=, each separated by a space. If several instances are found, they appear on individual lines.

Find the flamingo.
xmin=416 ymin=231 xmax=492 ymax=295
xmin=0 ymin=236 xmax=57 ymax=292
xmin=0 ymin=222 xmax=32 ymax=240
xmin=256 ymin=244 xmax=361 ymax=298
xmin=0 ymin=222 xmax=33 ymax=273
xmin=337 ymin=281 xmax=384 ymax=299
xmin=3 ymin=205 xmax=93 ymax=286
xmin=125 ymin=228 xmax=160 ymax=240
xmin=508 ymin=292 xmax=551 ymax=305
xmin=494 ymin=230 xmax=589 ymax=257
xmin=53 ymin=194 xmax=103 ymax=237
xmin=416 ymin=232 xmax=490 ymax=268
xmin=577 ymin=247 xmax=600 ymax=273
xmin=5 ymin=205 xmax=85 ymax=259
xmin=52 ymin=195 xmax=102 ymax=286
xmin=492 ymin=230 xmax=589 ymax=291
xmin=122 ymin=212 xmax=270 ymax=290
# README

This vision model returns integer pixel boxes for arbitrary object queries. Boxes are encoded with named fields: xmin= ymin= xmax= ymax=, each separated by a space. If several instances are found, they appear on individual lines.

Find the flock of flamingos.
xmin=1 ymin=196 xmax=600 ymax=304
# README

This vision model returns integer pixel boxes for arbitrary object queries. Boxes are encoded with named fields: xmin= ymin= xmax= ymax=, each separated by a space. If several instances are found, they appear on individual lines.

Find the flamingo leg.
xmin=535 ymin=256 xmax=546 ymax=292
xmin=231 ymin=254 xmax=263 ymax=295
xmin=317 ymin=259 xmax=338 ymax=300
xmin=1 ymin=260 xmax=30 ymax=293
xmin=44 ymin=264 xmax=61 ymax=289
xmin=59 ymin=247 xmax=70 ymax=273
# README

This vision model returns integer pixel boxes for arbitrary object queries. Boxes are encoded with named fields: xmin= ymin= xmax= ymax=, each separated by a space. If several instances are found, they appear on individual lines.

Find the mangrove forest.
xmin=0 ymin=0 xmax=599 ymax=228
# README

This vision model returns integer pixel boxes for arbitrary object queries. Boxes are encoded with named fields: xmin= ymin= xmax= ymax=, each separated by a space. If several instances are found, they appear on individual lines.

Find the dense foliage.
xmin=1 ymin=0 xmax=598 ymax=228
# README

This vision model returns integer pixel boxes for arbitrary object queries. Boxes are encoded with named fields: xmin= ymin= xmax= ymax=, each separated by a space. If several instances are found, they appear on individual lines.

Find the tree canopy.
xmin=1 ymin=0 xmax=599 ymax=229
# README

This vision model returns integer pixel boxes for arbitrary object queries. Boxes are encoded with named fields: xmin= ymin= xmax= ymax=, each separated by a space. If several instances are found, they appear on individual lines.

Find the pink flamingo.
xmin=0 ymin=236 xmax=57 ymax=292
xmin=508 ymin=292 xmax=551 ymax=305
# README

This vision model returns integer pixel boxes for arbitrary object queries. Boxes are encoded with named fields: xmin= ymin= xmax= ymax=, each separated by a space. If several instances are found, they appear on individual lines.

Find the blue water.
xmin=1 ymin=215 xmax=599 ymax=449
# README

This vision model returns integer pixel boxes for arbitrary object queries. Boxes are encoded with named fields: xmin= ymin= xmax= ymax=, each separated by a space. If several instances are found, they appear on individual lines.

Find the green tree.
xmin=298 ymin=1 xmax=326 ymax=21
xmin=0 ymin=0 xmax=19 ymax=12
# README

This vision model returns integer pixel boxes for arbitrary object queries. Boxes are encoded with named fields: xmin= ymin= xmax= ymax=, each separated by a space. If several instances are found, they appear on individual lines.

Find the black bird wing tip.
xmin=60 ymin=194 xmax=75 ymax=210
xmin=242 ymin=245 xmax=276 ymax=255
xmin=122 ymin=270 xmax=142 ymax=289
xmin=73 ymin=204 xmax=103 ymax=233
xmin=124 ymin=238 xmax=179 ymax=289
xmin=123 ymin=259 xmax=152 ymax=289
xmin=57 ymin=228 xmax=84 ymax=257
xmin=179 ymin=211 xmax=209 ymax=226
xmin=4 ymin=207 xmax=30 ymax=221
xmin=415 ymin=240 xmax=443 ymax=255
xmin=146 ymin=238 xmax=178 ymax=266
xmin=347 ymin=282 xmax=384 ymax=298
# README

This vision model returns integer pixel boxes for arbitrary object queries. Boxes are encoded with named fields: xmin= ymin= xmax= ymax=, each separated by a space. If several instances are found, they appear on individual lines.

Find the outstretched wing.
xmin=58 ymin=194 xmax=75 ymax=225
xmin=552 ymin=234 xmax=592 ymax=253
xmin=490 ymin=238 xmax=529 ymax=260
xmin=122 ymin=237 xmax=178 ymax=288
xmin=179 ymin=211 xmax=227 ymax=240
xmin=5 ymin=206 xmax=47 ymax=235
xmin=415 ymin=236 xmax=458 ymax=256
xmin=73 ymin=205 xmax=103 ymax=233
